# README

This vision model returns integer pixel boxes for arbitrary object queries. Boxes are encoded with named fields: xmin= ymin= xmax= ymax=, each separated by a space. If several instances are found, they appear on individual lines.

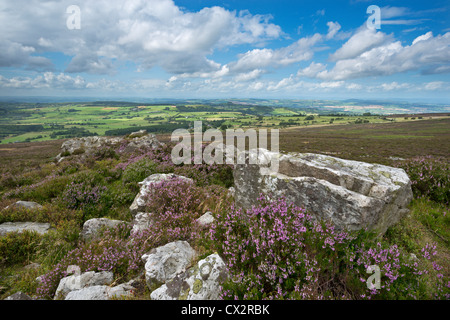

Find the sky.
xmin=0 ymin=0 xmax=449 ymax=102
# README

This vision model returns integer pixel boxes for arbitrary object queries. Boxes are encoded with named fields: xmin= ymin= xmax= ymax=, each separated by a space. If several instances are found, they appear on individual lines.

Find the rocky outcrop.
xmin=64 ymin=282 xmax=135 ymax=300
xmin=150 ymin=253 xmax=227 ymax=300
xmin=142 ymin=241 xmax=196 ymax=289
xmin=4 ymin=201 xmax=43 ymax=211
xmin=54 ymin=265 xmax=114 ymax=299
xmin=55 ymin=131 xmax=163 ymax=162
xmin=129 ymin=174 xmax=194 ymax=215
xmin=80 ymin=218 xmax=126 ymax=241
xmin=233 ymin=149 xmax=413 ymax=235
xmin=0 ymin=222 xmax=51 ymax=237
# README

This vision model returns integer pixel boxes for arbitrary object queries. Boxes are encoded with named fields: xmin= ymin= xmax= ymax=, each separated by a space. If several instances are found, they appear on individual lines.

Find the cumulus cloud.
xmin=0 ymin=0 xmax=283 ymax=75
xmin=229 ymin=33 xmax=322 ymax=73
xmin=299 ymin=28 xmax=450 ymax=81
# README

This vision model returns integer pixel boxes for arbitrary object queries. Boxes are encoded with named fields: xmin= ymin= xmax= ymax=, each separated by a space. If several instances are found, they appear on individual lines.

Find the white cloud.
xmin=329 ymin=27 xmax=393 ymax=61
xmin=301 ymin=28 xmax=450 ymax=81
xmin=0 ymin=0 xmax=283 ymax=75
xmin=229 ymin=33 xmax=322 ymax=73
xmin=379 ymin=82 xmax=412 ymax=91
xmin=412 ymin=31 xmax=433 ymax=45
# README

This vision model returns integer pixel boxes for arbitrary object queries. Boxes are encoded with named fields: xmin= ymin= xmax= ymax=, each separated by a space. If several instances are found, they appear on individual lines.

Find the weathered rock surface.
xmin=4 ymin=291 xmax=33 ymax=300
xmin=142 ymin=241 xmax=196 ymax=289
xmin=234 ymin=149 xmax=413 ymax=235
xmin=150 ymin=253 xmax=227 ymax=300
xmin=196 ymin=212 xmax=215 ymax=227
xmin=130 ymin=174 xmax=194 ymax=215
xmin=55 ymin=132 xmax=163 ymax=162
xmin=64 ymin=282 xmax=135 ymax=300
xmin=54 ymin=266 xmax=114 ymax=300
xmin=80 ymin=218 xmax=126 ymax=241
xmin=0 ymin=222 xmax=51 ymax=236
xmin=131 ymin=212 xmax=154 ymax=234
xmin=4 ymin=201 xmax=43 ymax=211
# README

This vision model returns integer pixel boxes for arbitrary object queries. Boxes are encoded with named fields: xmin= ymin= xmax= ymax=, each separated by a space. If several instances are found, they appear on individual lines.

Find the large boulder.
xmin=0 ymin=222 xmax=51 ymax=237
xmin=80 ymin=218 xmax=126 ymax=241
xmin=150 ymin=253 xmax=228 ymax=300
xmin=129 ymin=174 xmax=194 ymax=215
xmin=142 ymin=241 xmax=196 ymax=289
xmin=55 ymin=132 xmax=163 ymax=162
xmin=233 ymin=149 xmax=413 ymax=235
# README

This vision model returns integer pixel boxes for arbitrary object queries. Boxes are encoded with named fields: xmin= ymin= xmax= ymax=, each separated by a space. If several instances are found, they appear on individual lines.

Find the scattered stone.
xmin=196 ymin=212 xmax=215 ymax=227
xmin=24 ymin=262 xmax=40 ymax=270
xmin=0 ymin=222 xmax=51 ymax=237
xmin=130 ymin=174 xmax=194 ymax=215
xmin=142 ymin=241 xmax=196 ymax=289
xmin=80 ymin=218 xmax=126 ymax=241
xmin=233 ymin=149 xmax=413 ymax=235
xmin=150 ymin=253 xmax=228 ymax=300
xmin=4 ymin=292 xmax=33 ymax=300
xmin=54 ymin=267 xmax=114 ymax=300
xmin=228 ymin=187 xmax=235 ymax=198
xmin=127 ymin=130 xmax=148 ymax=139
xmin=4 ymin=201 xmax=43 ymax=211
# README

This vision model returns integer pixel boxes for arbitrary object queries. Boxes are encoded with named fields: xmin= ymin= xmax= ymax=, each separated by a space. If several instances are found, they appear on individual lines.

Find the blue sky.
xmin=0 ymin=0 xmax=449 ymax=102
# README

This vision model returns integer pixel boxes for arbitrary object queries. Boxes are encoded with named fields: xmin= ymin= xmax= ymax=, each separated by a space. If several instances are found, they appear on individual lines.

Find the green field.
xmin=1 ymin=101 xmax=448 ymax=145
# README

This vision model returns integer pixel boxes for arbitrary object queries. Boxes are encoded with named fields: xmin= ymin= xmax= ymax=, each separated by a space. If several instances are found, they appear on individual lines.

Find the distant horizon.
xmin=0 ymin=96 xmax=448 ymax=106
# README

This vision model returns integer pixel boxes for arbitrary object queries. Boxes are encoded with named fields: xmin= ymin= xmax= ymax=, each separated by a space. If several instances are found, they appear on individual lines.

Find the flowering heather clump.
xmin=141 ymin=177 xmax=224 ymax=245
xmin=36 ymin=223 xmax=151 ymax=299
xmin=60 ymin=181 xmax=107 ymax=210
xmin=397 ymin=156 xmax=450 ymax=205
xmin=116 ymin=143 xmax=233 ymax=188
xmin=211 ymin=195 xmax=349 ymax=299
xmin=212 ymin=196 xmax=449 ymax=300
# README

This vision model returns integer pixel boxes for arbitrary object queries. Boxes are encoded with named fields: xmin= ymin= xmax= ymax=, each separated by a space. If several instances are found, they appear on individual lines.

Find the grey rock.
xmin=0 ymin=222 xmax=51 ymax=237
xmin=150 ymin=253 xmax=228 ymax=300
xmin=55 ymin=134 xmax=163 ymax=161
xmin=131 ymin=212 xmax=154 ymax=234
xmin=80 ymin=218 xmax=126 ymax=241
xmin=130 ymin=174 xmax=194 ymax=215
xmin=64 ymin=283 xmax=134 ymax=300
xmin=127 ymin=130 xmax=148 ymax=139
xmin=196 ymin=212 xmax=215 ymax=227
xmin=142 ymin=241 xmax=196 ymax=289
xmin=54 ymin=266 xmax=114 ymax=300
xmin=233 ymin=149 xmax=413 ymax=235
xmin=4 ymin=201 xmax=43 ymax=211
xmin=4 ymin=292 xmax=33 ymax=300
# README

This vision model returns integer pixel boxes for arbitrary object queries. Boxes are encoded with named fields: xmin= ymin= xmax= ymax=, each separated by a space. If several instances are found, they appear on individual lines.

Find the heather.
xmin=0 ymin=139 xmax=448 ymax=300
xmin=211 ymin=196 xmax=448 ymax=300
xmin=396 ymin=156 xmax=450 ymax=205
